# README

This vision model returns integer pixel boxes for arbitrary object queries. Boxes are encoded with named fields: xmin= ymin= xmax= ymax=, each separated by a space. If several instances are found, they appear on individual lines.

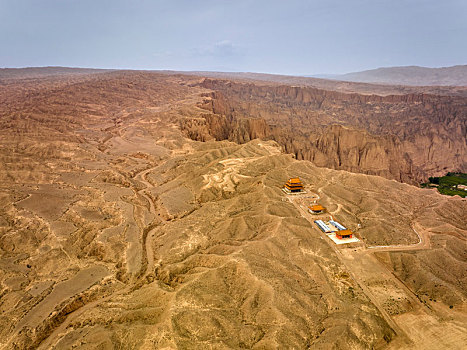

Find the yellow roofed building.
xmin=283 ymin=177 xmax=304 ymax=193
xmin=308 ymin=204 xmax=326 ymax=214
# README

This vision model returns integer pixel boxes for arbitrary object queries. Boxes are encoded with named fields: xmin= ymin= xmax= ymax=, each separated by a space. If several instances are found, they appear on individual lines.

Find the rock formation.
xmin=0 ymin=69 xmax=466 ymax=349
xmin=179 ymin=78 xmax=467 ymax=184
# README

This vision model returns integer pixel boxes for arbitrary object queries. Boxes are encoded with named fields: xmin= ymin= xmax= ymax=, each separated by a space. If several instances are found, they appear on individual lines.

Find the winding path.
xmin=287 ymin=193 xmax=412 ymax=345
xmin=38 ymin=166 xmax=161 ymax=349
xmin=287 ymin=187 xmax=438 ymax=347
xmin=365 ymin=223 xmax=431 ymax=253
xmin=294 ymin=185 xmax=431 ymax=253
xmin=133 ymin=166 xmax=161 ymax=276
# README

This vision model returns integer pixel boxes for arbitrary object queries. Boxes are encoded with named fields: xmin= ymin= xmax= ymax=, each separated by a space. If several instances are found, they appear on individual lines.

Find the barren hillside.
xmin=336 ymin=65 xmax=467 ymax=86
xmin=180 ymin=78 xmax=466 ymax=184
xmin=181 ymin=70 xmax=467 ymax=97
xmin=0 ymin=67 xmax=111 ymax=80
xmin=0 ymin=69 xmax=465 ymax=349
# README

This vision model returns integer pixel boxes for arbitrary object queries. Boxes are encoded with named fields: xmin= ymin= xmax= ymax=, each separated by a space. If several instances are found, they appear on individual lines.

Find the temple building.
xmin=336 ymin=229 xmax=353 ymax=239
xmin=309 ymin=204 xmax=326 ymax=214
xmin=283 ymin=177 xmax=304 ymax=193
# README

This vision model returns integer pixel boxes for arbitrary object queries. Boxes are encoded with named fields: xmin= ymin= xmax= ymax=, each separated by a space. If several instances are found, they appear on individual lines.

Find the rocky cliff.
xmin=180 ymin=79 xmax=466 ymax=184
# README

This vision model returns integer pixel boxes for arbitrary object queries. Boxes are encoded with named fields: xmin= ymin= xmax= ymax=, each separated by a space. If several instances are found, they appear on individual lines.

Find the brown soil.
xmin=0 ymin=69 xmax=465 ymax=349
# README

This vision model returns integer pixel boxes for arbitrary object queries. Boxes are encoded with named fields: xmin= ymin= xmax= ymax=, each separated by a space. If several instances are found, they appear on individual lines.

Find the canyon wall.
xmin=180 ymin=79 xmax=467 ymax=184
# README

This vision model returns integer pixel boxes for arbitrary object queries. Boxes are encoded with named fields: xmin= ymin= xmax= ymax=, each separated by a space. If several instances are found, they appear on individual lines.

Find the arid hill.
xmin=0 ymin=69 xmax=465 ymax=349
xmin=180 ymin=78 xmax=466 ymax=184
xmin=181 ymin=70 xmax=467 ymax=97
xmin=334 ymin=65 xmax=467 ymax=86
xmin=0 ymin=66 xmax=111 ymax=80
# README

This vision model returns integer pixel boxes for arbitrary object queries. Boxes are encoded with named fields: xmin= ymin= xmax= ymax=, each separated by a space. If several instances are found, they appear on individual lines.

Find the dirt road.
xmin=288 ymin=189 xmax=467 ymax=349
xmin=288 ymin=194 xmax=413 ymax=346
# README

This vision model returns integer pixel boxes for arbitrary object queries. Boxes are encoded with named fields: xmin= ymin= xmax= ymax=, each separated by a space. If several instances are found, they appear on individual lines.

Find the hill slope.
xmin=335 ymin=65 xmax=467 ymax=86
xmin=182 ymin=78 xmax=467 ymax=184
xmin=0 ymin=69 xmax=465 ymax=349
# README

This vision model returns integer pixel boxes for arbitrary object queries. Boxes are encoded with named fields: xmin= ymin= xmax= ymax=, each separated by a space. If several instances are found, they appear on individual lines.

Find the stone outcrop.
xmin=180 ymin=79 xmax=467 ymax=184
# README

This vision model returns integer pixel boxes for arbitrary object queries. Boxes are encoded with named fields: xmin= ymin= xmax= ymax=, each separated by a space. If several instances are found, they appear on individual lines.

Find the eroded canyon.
xmin=0 ymin=69 xmax=466 ymax=349
xmin=181 ymin=77 xmax=466 ymax=184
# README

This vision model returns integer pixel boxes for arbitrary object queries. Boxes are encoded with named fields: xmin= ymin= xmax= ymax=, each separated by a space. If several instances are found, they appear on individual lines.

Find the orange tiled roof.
xmin=288 ymin=177 xmax=302 ymax=184
xmin=310 ymin=205 xmax=325 ymax=211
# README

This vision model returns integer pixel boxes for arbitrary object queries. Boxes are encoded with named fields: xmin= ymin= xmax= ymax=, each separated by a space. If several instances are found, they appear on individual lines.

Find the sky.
xmin=0 ymin=0 xmax=466 ymax=75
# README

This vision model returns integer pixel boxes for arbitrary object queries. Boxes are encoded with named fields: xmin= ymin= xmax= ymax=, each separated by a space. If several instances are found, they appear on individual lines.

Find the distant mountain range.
xmin=316 ymin=65 xmax=467 ymax=86
xmin=0 ymin=66 xmax=111 ymax=79
xmin=2 ymin=65 xmax=466 ymax=87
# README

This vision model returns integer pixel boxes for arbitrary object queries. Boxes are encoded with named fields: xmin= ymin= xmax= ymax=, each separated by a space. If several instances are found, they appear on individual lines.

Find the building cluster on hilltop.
xmin=283 ymin=177 xmax=355 ymax=242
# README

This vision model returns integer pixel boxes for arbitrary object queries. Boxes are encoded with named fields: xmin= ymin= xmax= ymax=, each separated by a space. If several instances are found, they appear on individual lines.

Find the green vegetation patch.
xmin=421 ymin=172 xmax=467 ymax=198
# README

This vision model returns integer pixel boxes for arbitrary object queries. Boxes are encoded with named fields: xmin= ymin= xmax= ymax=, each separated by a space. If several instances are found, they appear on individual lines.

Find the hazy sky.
xmin=0 ymin=0 xmax=466 ymax=74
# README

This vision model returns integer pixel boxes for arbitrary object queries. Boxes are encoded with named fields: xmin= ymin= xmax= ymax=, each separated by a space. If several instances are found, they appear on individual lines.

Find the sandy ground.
xmin=288 ymin=189 xmax=467 ymax=349
xmin=0 ymin=71 xmax=465 ymax=349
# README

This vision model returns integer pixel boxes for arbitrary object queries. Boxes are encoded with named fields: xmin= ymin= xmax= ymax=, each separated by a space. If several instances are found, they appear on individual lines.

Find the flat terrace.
xmin=314 ymin=220 xmax=360 ymax=245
